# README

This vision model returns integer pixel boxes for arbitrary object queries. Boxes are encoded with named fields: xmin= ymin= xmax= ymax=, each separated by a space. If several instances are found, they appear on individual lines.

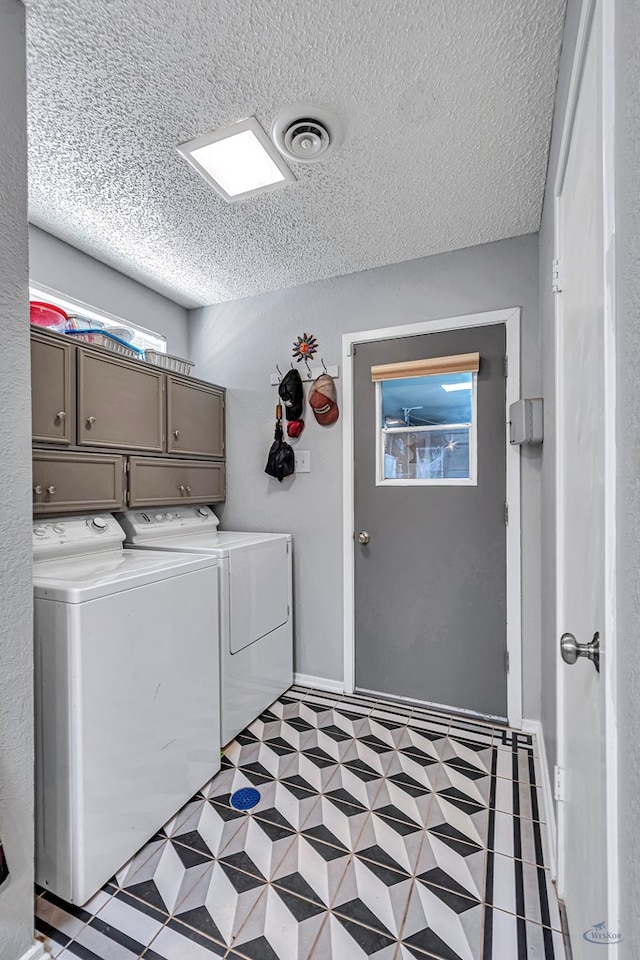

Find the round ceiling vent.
xmin=272 ymin=103 xmax=344 ymax=164
xmin=283 ymin=119 xmax=330 ymax=161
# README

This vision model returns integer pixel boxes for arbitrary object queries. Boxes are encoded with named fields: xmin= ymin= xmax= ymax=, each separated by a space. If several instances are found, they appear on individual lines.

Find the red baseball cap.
xmin=309 ymin=374 xmax=339 ymax=425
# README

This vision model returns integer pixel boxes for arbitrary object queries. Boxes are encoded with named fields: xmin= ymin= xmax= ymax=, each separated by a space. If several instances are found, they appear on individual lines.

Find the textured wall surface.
xmin=25 ymin=0 xmax=565 ymax=306
xmin=189 ymin=234 xmax=542 ymax=717
xmin=538 ymin=0 xmax=581 ymax=784
xmin=28 ymin=225 xmax=190 ymax=358
xmin=615 ymin=0 xmax=640 ymax=946
xmin=0 ymin=1 xmax=35 ymax=957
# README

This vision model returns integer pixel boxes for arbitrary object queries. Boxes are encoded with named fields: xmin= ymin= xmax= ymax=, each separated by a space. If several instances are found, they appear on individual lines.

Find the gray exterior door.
xmin=353 ymin=324 xmax=507 ymax=717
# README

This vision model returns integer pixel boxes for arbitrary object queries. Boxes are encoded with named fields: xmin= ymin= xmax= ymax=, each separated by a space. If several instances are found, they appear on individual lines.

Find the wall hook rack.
xmin=270 ymin=361 xmax=340 ymax=386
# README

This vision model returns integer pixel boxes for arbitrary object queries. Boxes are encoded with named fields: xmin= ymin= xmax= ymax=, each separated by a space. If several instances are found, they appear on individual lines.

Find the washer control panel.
xmin=117 ymin=505 xmax=220 ymax=542
xmin=32 ymin=513 xmax=125 ymax=560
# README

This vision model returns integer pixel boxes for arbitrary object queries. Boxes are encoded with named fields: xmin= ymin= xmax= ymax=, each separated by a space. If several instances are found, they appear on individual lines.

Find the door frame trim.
xmin=342 ymin=306 xmax=522 ymax=727
xmin=553 ymin=0 xmax=619 ymax=939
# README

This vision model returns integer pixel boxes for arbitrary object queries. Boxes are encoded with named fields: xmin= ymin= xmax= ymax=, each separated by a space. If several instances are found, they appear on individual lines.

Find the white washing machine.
xmin=118 ymin=506 xmax=293 ymax=746
xmin=33 ymin=513 xmax=221 ymax=905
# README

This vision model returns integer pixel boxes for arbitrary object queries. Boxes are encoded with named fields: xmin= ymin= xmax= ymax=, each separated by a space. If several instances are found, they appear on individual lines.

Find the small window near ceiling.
xmin=376 ymin=369 xmax=477 ymax=485
xmin=29 ymin=286 xmax=167 ymax=355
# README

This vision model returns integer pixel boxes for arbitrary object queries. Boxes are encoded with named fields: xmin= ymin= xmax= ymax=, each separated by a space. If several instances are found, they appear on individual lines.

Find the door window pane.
xmin=378 ymin=371 xmax=476 ymax=484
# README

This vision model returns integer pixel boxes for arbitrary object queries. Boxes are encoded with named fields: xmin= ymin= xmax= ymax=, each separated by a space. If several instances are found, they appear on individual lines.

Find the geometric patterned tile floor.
xmin=36 ymin=685 xmax=570 ymax=960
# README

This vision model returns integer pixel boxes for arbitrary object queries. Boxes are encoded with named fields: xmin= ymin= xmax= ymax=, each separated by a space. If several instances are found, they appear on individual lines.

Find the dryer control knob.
xmin=91 ymin=517 xmax=108 ymax=532
xmin=52 ymin=524 xmax=65 ymax=535
xmin=155 ymin=514 xmax=164 ymax=521
xmin=33 ymin=526 xmax=47 ymax=537
xmin=196 ymin=508 xmax=208 ymax=518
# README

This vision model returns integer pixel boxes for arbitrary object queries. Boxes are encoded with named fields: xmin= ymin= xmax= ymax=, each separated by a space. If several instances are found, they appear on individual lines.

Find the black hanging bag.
xmin=265 ymin=418 xmax=295 ymax=482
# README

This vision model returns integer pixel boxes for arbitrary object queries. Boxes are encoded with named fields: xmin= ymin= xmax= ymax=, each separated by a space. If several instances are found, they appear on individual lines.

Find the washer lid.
xmin=126 ymin=530 xmax=290 ymax=558
xmin=33 ymin=549 xmax=217 ymax=603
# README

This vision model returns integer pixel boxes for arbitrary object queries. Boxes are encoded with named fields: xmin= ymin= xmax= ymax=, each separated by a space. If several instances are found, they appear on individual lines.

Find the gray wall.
xmin=28 ymin=225 xmax=190 ymax=357
xmin=190 ymin=234 xmax=542 ymax=718
xmin=0 ymin=1 xmax=35 ymax=957
xmin=538 ymin=0 xmax=582 ymax=783
xmin=614 ymin=0 xmax=640 ymax=948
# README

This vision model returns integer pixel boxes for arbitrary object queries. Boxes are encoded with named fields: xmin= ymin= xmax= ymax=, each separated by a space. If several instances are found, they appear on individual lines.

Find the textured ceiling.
xmin=25 ymin=0 xmax=566 ymax=307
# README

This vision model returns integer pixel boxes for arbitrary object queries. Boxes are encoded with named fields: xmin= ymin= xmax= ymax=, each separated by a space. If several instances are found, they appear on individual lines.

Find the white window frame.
xmin=29 ymin=283 xmax=167 ymax=355
xmin=374 ymin=373 xmax=478 ymax=486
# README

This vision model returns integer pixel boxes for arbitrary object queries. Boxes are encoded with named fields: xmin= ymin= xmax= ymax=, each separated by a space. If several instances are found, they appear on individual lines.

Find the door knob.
xmin=33 ymin=485 xmax=43 ymax=496
xmin=560 ymin=631 xmax=600 ymax=673
xmin=86 ymin=416 xmax=96 ymax=426
xmin=357 ymin=531 xmax=370 ymax=545
xmin=55 ymin=411 xmax=66 ymax=421
xmin=173 ymin=429 xmax=180 ymax=440
xmin=46 ymin=485 xmax=56 ymax=496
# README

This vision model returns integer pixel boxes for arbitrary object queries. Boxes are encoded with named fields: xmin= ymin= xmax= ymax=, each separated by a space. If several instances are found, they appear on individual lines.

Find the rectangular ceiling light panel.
xmin=177 ymin=117 xmax=294 ymax=202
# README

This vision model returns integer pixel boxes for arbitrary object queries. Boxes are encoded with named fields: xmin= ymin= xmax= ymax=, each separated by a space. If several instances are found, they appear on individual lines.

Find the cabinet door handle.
xmin=55 ymin=411 xmax=67 ymax=421
xmin=33 ymin=485 xmax=43 ymax=495
xmin=46 ymin=485 xmax=56 ymax=495
xmin=86 ymin=416 xmax=96 ymax=426
xmin=178 ymin=484 xmax=185 ymax=493
xmin=185 ymin=485 xmax=191 ymax=494
xmin=173 ymin=429 xmax=180 ymax=440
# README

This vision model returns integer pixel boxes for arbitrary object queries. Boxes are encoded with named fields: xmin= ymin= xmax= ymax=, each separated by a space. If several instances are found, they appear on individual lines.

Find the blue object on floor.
xmin=230 ymin=787 xmax=261 ymax=811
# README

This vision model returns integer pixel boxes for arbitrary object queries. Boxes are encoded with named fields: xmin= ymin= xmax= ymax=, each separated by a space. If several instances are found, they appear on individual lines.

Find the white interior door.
xmin=555 ymin=0 xmax=618 ymax=952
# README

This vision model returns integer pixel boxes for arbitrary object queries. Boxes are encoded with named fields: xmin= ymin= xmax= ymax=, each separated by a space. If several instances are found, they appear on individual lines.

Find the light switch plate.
xmin=294 ymin=450 xmax=311 ymax=473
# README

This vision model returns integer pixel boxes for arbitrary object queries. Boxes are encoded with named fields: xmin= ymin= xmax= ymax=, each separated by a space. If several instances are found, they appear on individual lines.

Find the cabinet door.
xmin=31 ymin=334 xmax=73 ymax=445
xmin=167 ymin=378 xmax=224 ymax=458
xmin=129 ymin=458 xmax=225 ymax=507
xmin=78 ymin=352 xmax=164 ymax=452
xmin=33 ymin=451 xmax=125 ymax=515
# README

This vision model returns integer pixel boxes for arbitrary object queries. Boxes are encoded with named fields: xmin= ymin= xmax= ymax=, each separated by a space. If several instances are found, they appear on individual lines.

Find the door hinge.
xmin=504 ymin=355 xmax=509 ymax=378
xmin=553 ymin=764 xmax=564 ymax=802
xmin=552 ymin=257 xmax=562 ymax=293
xmin=505 ymin=650 xmax=510 ymax=673
xmin=504 ymin=502 xmax=509 ymax=525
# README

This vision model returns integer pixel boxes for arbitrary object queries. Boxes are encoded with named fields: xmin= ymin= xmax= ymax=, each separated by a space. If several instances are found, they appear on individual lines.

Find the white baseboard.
xmin=20 ymin=942 xmax=52 ymax=960
xmin=522 ymin=718 xmax=557 ymax=880
xmin=293 ymin=673 xmax=344 ymax=695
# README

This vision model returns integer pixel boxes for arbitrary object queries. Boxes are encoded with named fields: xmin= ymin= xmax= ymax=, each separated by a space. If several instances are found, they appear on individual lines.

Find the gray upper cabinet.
xmin=31 ymin=329 xmax=227 ymax=514
xmin=78 ymin=352 xmax=164 ymax=452
xmin=33 ymin=451 xmax=125 ymax=515
xmin=128 ymin=458 xmax=225 ymax=507
xmin=31 ymin=332 xmax=73 ymax=445
xmin=167 ymin=378 xmax=225 ymax=458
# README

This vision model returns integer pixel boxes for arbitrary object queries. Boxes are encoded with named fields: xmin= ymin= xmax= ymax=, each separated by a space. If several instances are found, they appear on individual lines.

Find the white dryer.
xmin=33 ymin=513 xmax=220 ymax=905
xmin=118 ymin=506 xmax=293 ymax=746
